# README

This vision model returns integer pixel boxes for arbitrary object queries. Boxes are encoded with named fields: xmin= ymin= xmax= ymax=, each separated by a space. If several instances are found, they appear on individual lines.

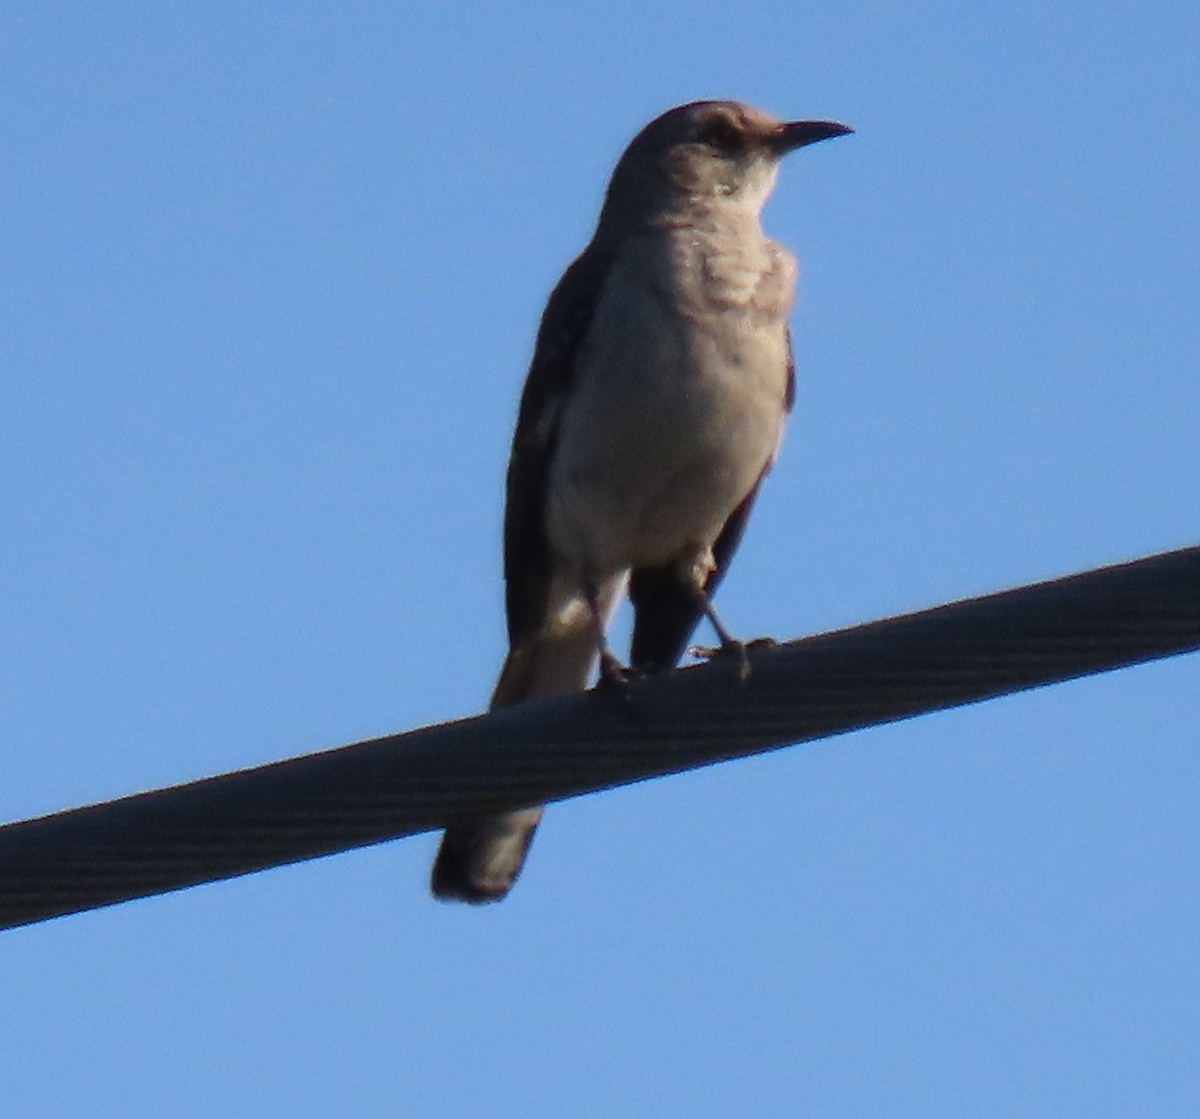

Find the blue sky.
xmin=3 ymin=3 xmax=1198 ymax=1115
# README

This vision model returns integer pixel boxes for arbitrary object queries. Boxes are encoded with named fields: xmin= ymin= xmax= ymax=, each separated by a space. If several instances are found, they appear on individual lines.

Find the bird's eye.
xmin=698 ymin=117 xmax=744 ymax=153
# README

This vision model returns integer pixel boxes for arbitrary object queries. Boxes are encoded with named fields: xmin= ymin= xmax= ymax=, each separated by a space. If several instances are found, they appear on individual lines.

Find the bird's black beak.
xmin=773 ymin=120 xmax=854 ymax=154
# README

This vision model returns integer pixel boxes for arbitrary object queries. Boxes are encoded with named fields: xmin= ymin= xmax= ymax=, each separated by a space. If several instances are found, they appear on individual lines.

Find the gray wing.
xmin=502 ymin=245 xmax=614 ymax=649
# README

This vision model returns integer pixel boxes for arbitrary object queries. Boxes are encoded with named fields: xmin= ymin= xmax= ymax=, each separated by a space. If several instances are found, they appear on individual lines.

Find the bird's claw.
xmin=688 ymin=638 xmax=754 ymax=681
xmin=597 ymin=651 xmax=637 ymax=692
xmin=744 ymin=636 xmax=778 ymax=653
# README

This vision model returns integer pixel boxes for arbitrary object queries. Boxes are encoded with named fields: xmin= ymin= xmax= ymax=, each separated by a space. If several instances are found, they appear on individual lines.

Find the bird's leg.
xmin=585 ymin=582 xmax=630 ymax=688
xmin=698 ymin=589 xmax=740 ymax=651
xmin=688 ymin=587 xmax=752 ymax=681
xmin=674 ymin=550 xmax=752 ymax=680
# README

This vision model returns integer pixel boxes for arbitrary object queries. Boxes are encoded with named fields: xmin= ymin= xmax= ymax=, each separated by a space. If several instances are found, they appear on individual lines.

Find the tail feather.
xmin=431 ymin=807 xmax=544 ymax=903
xmin=431 ymin=590 xmax=617 ymax=903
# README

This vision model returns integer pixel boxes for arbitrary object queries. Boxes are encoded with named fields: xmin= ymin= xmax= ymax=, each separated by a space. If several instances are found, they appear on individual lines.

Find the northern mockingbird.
xmin=432 ymin=100 xmax=851 ymax=903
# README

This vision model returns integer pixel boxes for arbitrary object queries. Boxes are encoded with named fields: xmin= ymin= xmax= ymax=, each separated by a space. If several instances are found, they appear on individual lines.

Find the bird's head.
xmin=600 ymin=100 xmax=852 ymax=226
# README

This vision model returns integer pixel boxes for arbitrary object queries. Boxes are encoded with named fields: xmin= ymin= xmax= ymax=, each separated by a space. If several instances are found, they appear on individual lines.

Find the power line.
xmin=1 ymin=544 xmax=1197 ymax=932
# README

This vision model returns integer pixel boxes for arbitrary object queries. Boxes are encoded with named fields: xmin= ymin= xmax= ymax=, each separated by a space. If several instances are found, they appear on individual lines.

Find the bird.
xmin=431 ymin=100 xmax=851 ymax=903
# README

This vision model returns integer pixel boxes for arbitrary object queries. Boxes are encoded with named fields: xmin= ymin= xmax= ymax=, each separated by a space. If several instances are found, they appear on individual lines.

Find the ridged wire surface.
xmin=1 ymin=545 xmax=1198 ymax=931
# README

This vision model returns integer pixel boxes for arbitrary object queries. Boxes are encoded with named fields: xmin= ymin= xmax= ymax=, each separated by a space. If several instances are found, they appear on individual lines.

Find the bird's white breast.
xmin=545 ymin=217 xmax=795 ymax=581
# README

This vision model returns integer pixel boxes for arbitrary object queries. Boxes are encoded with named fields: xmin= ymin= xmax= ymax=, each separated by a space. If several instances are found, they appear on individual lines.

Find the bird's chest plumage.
xmin=545 ymin=225 xmax=795 ymax=577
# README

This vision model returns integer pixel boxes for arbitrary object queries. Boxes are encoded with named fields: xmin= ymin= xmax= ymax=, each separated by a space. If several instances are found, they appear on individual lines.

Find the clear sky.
xmin=3 ymin=3 xmax=1198 ymax=1116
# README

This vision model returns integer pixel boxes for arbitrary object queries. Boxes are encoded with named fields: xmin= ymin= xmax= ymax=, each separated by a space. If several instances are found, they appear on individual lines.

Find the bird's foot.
xmin=688 ymin=639 xmax=749 ymax=681
xmin=744 ymin=636 xmax=778 ymax=653
xmin=689 ymin=636 xmax=776 ymax=681
xmin=596 ymin=651 xmax=637 ymax=692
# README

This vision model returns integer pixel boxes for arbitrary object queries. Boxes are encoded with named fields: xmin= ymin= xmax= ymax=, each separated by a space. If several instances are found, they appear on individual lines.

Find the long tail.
xmin=430 ymin=597 xmax=610 ymax=903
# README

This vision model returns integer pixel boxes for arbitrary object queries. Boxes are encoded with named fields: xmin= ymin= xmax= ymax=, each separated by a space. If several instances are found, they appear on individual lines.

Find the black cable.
xmin=1 ymin=544 xmax=1197 ymax=931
